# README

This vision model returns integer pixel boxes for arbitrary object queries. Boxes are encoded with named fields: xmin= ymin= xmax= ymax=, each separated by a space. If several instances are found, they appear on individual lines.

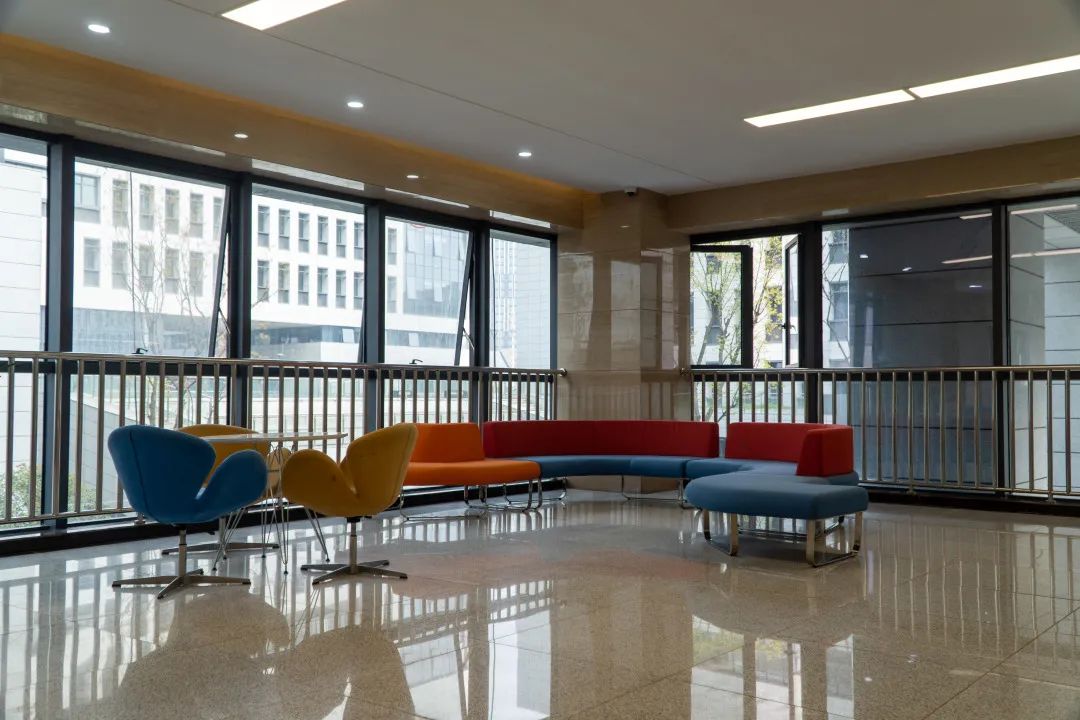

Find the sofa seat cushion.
xmin=628 ymin=456 xmax=697 ymax=478
xmin=686 ymin=458 xmax=797 ymax=478
xmin=405 ymin=459 xmax=540 ymax=487
xmin=685 ymin=474 xmax=868 ymax=520
xmin=516 ymin=455 xmax=641 ymax=477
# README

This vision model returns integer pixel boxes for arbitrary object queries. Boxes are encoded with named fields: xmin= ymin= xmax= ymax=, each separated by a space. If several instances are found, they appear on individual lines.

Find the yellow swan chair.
xmin=281 ymin=423 xmax=418 ymax=585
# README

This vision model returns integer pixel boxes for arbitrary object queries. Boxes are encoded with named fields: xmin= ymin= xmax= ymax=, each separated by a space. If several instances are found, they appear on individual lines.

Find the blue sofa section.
xmin=686 ymin=475 xmax=868 ymax=520
xmin=686 ymin=457 xmax=860 ymax=485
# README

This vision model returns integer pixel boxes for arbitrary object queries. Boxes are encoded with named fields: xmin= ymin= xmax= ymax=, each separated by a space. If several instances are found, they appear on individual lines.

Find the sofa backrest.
xmin=410 ymin=423 xmax=486 ymax=463
xmin=483 ymin=420 xmax=720 ymax=458
xmin=725 ymin=422 xmax=854 ymax=476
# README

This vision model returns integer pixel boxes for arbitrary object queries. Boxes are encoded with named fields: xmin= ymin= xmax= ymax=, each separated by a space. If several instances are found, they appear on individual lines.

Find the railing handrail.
xmin=688 ymin=364 xmax=1080 ymax=375
xmin=0 ymin=350 xmax=567 ymax=377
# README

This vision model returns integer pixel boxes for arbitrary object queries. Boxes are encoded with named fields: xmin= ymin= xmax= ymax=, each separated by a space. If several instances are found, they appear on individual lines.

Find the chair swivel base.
xmin=300 ymin=517 xmax=408 ymax=586
xmin=161 ymin=515 xmax=279 ymax=559
xmin=301 ymin=559 xmax=407 ymax=585
xmin=112 ymin=569 xmax=250 ymax=600
xmin=115 ymin=527 xmax=252 ymax=599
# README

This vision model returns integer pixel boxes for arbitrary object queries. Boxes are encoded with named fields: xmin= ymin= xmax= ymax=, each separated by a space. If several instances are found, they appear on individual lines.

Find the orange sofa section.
xmin=405 ymin=423 xmax=541 ymax=487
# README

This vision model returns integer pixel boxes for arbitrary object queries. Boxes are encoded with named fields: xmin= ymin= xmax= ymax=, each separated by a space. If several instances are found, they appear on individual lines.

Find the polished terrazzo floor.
xmin=3 ymin=492 xmax=1080 ymax=719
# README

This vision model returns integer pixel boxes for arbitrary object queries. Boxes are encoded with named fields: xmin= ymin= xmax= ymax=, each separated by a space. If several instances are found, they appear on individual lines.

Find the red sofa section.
xmin=724 ymin=422 xmax=855 ymax=477
xmin=483 ymin=420 xmax=720 ymax=459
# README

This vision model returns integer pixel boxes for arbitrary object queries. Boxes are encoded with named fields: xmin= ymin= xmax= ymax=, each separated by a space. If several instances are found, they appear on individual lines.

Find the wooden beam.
xmin=668 ymin=134 xmax=1080 ymax=232
xmin=0 ymin=34 xmax=586 ymax=228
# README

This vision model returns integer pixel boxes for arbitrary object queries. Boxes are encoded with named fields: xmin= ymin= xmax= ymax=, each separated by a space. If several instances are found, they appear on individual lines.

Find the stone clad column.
xmin=556 ymin=190 xmax=691 ymax=490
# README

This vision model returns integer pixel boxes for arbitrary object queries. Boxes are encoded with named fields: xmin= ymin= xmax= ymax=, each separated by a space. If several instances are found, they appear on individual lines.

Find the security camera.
xmin=624 ymin=187 xmax=638 ymax=197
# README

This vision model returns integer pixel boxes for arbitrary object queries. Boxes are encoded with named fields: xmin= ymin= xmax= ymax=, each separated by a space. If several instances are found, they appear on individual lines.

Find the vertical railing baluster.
xmin=74 ymin=359 xmax=84 ymax=515
xmin=1066 ymin=369 xmax=1072 ymax=497
xmin=906 ymin=371 xmax=914 ymax=490
xmin=1047 ymin=369 xmax=1055 ymax=502
xmin=176 ymin=360 xmax=185 ymax=428
xmin=262 ymin=364 xmax=270 ymax=434
xmin=1029 ymin=369 xmax=1036 ymax=492
xmin=1010 ymin=370 xmax=1017 ymax=490
xmin=992 ymin=369 xmax=999 ymax=490
xmin=137 ymin=361 xmax=145 ymax=425
xmin=213 ymin=362 xmax=221 ymax=424
xmin=876 ymin=372 xmax=883 ymax=483
xmin=5 ymin=357 xmax=14 ymax=521
xmin=923 ymin=371 xmax=930 ymax=487
xmin=891 ymin=371 xmax=898 ymax=484
xmin=157 ymin=360 xmax=165 ymax=428
xmin=195 ymin=362 xmax=203 ymax=425
xmin=939 ymin=370 xmax=946 ymax=486
xmin=860 ymin=373 xmax=867 ymax=481
xmin=974 ymin=370 xmax=982 ymax=490
xmin=95 ymin=360 xmax=104 ymax=513
xmin=322 ymin=365 xmax=330 ymax=453
xmin=956 ymin=370 xmax=963 ymax=488
xmin=28 ymin=358 xmax=38 ymax=519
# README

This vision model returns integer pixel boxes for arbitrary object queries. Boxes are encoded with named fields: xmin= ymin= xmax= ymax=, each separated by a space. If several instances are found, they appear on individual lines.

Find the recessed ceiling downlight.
xmin=233 ymin=132 xmax=249 ymax=139
xmin=346 ymin=100 xmax=364 ymax=109
xmin=517 ymin=150 xmax=533 ymax=158
xmin=87 ymin=23 xmax=111 ymax=34
xmin=223 ymin=0 xmax=347 ymax=31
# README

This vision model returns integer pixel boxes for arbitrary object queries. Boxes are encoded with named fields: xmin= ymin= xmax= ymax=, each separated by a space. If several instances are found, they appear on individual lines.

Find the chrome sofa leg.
xmin=727 ymin=513 xmax=739 ymax=556
xmin=701 ymin=510 xmax=711 ymax=540
xmin=806 ymin=520 xmax=818 ymax=565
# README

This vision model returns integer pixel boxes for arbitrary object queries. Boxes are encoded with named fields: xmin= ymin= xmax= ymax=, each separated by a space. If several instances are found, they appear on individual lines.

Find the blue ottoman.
xmin=685 ymin=473 xmax=868 ymax=566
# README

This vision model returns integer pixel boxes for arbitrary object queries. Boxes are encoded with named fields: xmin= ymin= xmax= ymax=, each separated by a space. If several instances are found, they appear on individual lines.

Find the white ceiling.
xmin=4 ymin=0 xmax=1080 ymax=194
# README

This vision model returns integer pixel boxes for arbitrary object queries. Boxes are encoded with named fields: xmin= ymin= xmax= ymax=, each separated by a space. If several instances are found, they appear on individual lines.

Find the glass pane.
xmin=690 ymin=235 xmax=791 ymax=367
xmin=72 ymin=159 xmax=227 ymax=356
xmin=0 ymin=134 xmax=47 ymax=351
xmin=0 ymin=134 xmax=48 ymax=526
xmin=384 ymin=218 xmax=469 ymax=366
xmin=785 ymin=241 xmax=799 ymax=366
xmin=1009 ymin=198 xmax=1080 ymax=365
xmin=249 ymin=185 xmax=365 ymax=362
xmin=690 ymin=250 xmax=743 ymax=366
xmin=490 ymin=230 xmax=552 ymax=368
xmin=822 ymin=212 xmax=992 ymax=368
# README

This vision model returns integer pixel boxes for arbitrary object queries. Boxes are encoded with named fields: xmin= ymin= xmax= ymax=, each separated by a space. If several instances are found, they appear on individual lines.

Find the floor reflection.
xmin=1 ymin=494 xmax=1080 ymax=718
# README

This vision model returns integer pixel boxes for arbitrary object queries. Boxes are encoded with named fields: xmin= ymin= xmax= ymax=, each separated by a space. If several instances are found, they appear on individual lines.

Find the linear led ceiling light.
xmin=744 ymin=90 xmax=914 ymax=127
xmin=910 ymin=54 xmax=1080 ymax=98
xmin=223 ymin=0 xmax=347 ymax=30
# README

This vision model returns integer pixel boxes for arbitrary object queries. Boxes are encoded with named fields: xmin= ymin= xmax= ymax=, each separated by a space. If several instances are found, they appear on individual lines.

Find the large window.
xmin=72 ymin=158 xmax=228 ymax=356
xmin=111 ymin=179 xmax=129 ymax=227
xmin=278 ymin=209 xmax=290 ymax=250
xmin=74 ymin=173 xmax=100 ymax=222
xmin=490 ymin=230 xmax=552 ymax=368
xmin=336 ymin=219 xmax=347 ymax=258
xmin=1008 ymin=198 xmax=1080 ymax=365
xmin=822 ymin=211 xmax=992 ymax=368
xmin=384 ymin=217 xmax=469 ymax=365
xmin=189 ymin=193 xmax=204 ymax=238
xmin=691 ymin=234 xmax=795 ymax=367
xmin=249 ymin=185 xmax=365 ymax=362
xmin=83 ymin=238 xmax=101 ymax=287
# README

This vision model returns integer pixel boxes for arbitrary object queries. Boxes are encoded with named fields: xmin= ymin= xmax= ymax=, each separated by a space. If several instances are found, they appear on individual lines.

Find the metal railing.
xmin=691 ymin=366 xmax=1080 ymax=501
xmin=0 ymin=352 xmax=563 ymax=527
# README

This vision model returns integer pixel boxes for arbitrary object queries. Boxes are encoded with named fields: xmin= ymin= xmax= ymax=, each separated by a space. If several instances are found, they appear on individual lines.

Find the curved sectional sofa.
xmin=482 ymin=419 xmax=720 ymax=483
